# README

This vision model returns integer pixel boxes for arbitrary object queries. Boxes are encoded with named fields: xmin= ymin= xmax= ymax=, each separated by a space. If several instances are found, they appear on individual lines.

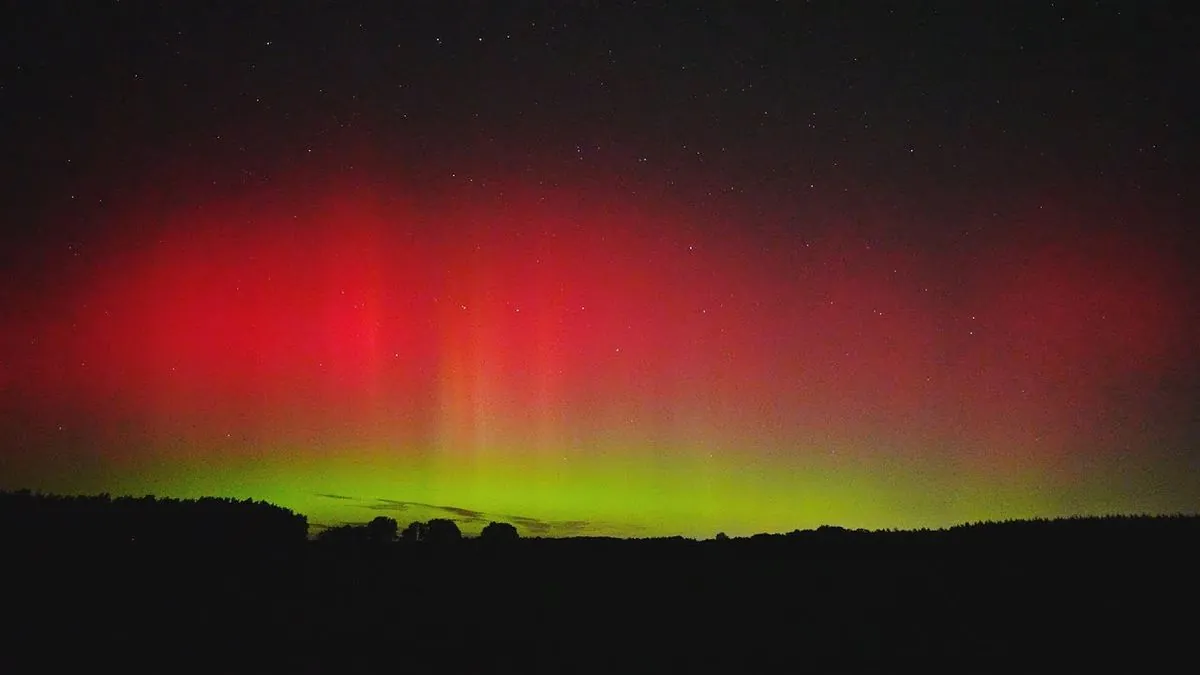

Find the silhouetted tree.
xmin=315 ymin=524 xmax=364 ymax=545
xmin=401 ymin=520 xmax=429 ymax=543
xmin=366 ymin=516 xmax=398 ymax=543
xmin=714 ymin=532 xmax=729 ymax=541
xmin=480 ymin=521 xmax=519 ymax=542
xmin=426 ymin=518 xmax=462 ymax=544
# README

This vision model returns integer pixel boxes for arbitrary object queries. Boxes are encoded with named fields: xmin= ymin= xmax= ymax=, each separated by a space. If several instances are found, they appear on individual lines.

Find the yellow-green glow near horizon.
xmin=14 ymin=433 xmax=1183 ymax=538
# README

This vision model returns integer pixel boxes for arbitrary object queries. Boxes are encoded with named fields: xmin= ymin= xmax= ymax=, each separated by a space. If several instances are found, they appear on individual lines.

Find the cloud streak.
xmin=315 ymin=493 xmax=627 ymax=537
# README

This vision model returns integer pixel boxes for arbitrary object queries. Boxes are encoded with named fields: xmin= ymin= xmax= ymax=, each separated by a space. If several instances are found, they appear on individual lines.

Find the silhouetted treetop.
xmin=480 ymin=521 xmax=519 ymax=542
xmin=426 ymin=518 xmax=462 ymax=544
xmin=401 ymin=520 xmax=429 ymax=543
xmin=397 ymin=518 xmax=461 ymax=544
xmin=366 ymin=516 xmax=399 ymax=542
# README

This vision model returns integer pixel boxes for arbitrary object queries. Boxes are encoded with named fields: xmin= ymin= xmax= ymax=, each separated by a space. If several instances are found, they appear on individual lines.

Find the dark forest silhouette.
xmin=5 ymin=489 xmax=1197 ymax=673
xmin=1 ymin=489 xmax=308 ymax=549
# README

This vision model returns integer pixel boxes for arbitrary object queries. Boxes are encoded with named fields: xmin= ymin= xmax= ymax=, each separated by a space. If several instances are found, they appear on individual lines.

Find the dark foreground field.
xmin=6 ymin=498 xmax=1198 ymax=673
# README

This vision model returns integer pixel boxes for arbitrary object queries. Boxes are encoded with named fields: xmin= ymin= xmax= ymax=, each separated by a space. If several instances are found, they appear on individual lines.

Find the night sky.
xmin=3 ymin=1 xmax=1198 ymax=537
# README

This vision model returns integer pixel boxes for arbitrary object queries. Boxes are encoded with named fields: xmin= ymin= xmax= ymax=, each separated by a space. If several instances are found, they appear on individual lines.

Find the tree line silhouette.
xmin=0 ymin=488 xmax=308 ymax=550
xmin=314 ymin=514 xmax=522 ymax=546
xmin=4 ymin=488 xmax=1197 ymax=554
xmin=5 ymin=489 xmax=1197 ymax=673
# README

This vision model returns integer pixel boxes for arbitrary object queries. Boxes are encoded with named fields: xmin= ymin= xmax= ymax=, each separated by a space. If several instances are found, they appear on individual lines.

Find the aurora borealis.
xmin=2 ymin=2 xmax=1197 ymax=537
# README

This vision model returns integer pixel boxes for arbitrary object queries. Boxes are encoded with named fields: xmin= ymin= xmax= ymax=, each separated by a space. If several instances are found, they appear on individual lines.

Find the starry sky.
xmin=2 ymin=1 xmax=1198 ymax=537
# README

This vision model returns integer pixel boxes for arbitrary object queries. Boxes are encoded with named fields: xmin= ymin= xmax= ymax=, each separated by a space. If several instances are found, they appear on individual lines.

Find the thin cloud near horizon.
xmin=311 ymin=493 xmax=633 ymax=537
